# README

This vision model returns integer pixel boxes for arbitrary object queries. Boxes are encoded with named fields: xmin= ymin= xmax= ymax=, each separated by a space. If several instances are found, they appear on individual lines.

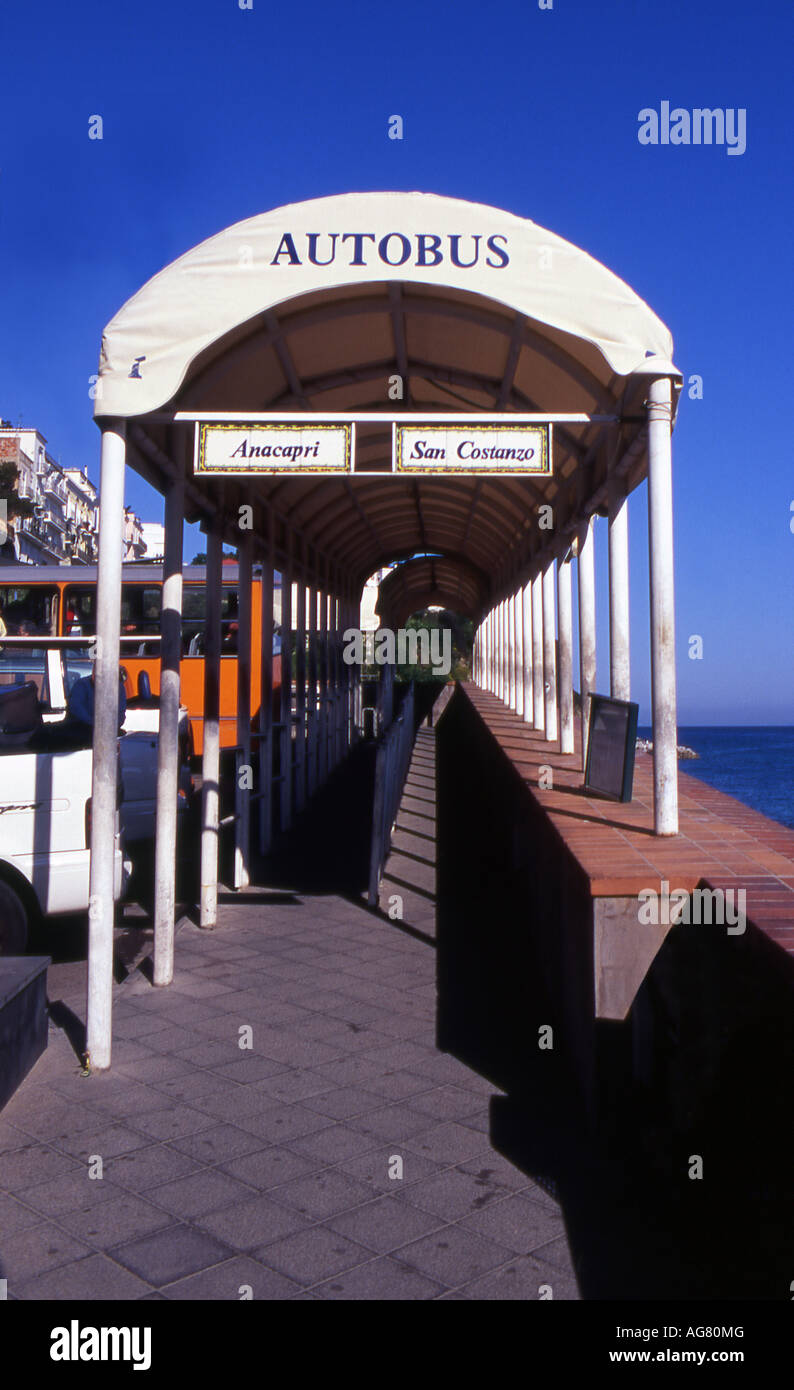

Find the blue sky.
xmin=2 ymin=0 xmax=792 ymax=723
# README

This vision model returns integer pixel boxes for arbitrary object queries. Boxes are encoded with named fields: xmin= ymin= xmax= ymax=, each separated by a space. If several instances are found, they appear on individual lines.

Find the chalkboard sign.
xmin=583 ymin=695 xmax=639 ymax=803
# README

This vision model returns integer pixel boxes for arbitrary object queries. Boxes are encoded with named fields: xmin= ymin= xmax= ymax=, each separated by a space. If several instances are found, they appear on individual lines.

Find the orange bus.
xmin=0 ymin=562 xmax=282 ymax=754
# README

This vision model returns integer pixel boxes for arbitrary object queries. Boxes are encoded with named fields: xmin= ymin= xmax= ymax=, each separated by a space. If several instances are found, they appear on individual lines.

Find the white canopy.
xmin=95 ymin=191 xmax=675 ymax=420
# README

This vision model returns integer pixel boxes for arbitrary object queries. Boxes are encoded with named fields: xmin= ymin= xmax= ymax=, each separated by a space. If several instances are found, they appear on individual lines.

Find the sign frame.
xmin=583 ymin=694 xmax=640 ymax=803
xmin=394 ymin=421 xmax=551 ymax=477
xmin=194 ymin=421 xmax=354 ymax=476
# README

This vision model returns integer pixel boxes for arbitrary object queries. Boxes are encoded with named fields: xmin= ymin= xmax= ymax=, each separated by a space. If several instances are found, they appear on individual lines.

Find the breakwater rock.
xmin=635 ymin=738 xmax=699 ymax=760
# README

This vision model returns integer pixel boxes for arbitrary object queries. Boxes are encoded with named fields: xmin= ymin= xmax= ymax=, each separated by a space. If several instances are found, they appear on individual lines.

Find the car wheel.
xmin=0 ymin=879 xmax=30 ymax=955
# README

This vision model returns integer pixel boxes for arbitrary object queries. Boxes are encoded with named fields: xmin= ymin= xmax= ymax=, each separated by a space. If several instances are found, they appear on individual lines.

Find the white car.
xmin=0 ymin=641 xmax=191 ymax=952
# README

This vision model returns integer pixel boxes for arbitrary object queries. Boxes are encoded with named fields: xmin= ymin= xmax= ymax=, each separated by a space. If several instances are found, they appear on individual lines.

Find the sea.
xmin=637 ymin=726 xmax=794 ymax=831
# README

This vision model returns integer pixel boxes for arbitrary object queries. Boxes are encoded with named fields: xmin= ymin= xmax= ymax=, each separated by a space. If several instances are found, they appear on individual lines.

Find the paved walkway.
xmin=0 ymin=726 xmax=579 ymax=1301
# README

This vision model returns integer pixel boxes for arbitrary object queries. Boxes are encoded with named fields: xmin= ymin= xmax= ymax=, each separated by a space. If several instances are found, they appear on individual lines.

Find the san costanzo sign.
xmin=395 ymin=422 xmax=550 ymax=476
xmin=194 ymin=420 xmax=551 ymax=476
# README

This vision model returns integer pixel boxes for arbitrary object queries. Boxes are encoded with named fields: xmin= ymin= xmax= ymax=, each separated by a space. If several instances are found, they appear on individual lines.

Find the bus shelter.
xmin=88 ymin=191 xmax=682 ymax=1068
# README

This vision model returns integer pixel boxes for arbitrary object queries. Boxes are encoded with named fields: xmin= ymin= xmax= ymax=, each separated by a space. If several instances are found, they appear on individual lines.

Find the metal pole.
xmin=557 ymin=556 xmax=574 ymax=754
xmin=647 ymin=375 xmax=679 ymax=835
xmin=609 ymin=472 xmax=631 ymax=701
xmin=153 ymin=468 xmax=184 ymax=985
xmin=234 ymin=528 xmax=252 ymax=889
xmin=577 ymin=518 xmax=596 ymax=769
xmin=531 ymin=572 xmax=545 ymax=732
xmin=522 ymin=580 xmax=533 ymax=724
xmin=200 ymin=521 xmax=223 ymax=927
xmin=542 ymin=559 xmax=558 ymax=742
xmin=86 ymin=420 xmax=126 ymax=1071
xmin=280 ymin=535 xmax=293 ymax=831
xmin=258 ymin=513 xmax=274 ymax=854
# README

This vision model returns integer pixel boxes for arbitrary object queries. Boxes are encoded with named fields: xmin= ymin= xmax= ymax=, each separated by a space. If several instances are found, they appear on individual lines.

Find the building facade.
xmin=0 ymin=422 xmax=99 ymax=564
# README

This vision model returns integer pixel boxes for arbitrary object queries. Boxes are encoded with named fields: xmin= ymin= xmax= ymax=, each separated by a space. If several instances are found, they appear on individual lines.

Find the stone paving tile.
xmin=147 ymin=1169 xmax=258 ymax=1219
xmin=458 ymin=1192 xmax=565 ymax=1253
xmin=408 ymin=1085 xmax=488 ymax=1122
xmin=111 ymin=1224 xmax=232 ymax=1285
xmin=249 ymin=1068 xmax=334 ymax=1105
xmin=230 ymin=1101 xmax=334 ymax=1144
xmin=58 ymin=1192 xmax=175 ymax=1249
xmin=195 ymin=1193 xmax=312 ymax=1250
xmin=335 ymin=1146 xmax=445 ymax=1196
xmin=254 ymin=1225 xmax=373 ymax=1286
xmin=219 ymin=1145 xmax=321 ymax=1190
xmin=52 ymin=1122 xmax=153 ymax=1162
xmin=301 ymin=1085 xmax=388 ymax=1122
xmin=314 ymin=1255 xmax=445 ymax=1300
xmin=393 ymin=1225 xmax=512 ymax=1287
xmin=267 ymin=1169 xmax=375 ymax=1222
xmin=161 ymin=1255 xmax=301 ymax=1301
xmin=105 ymin=1143 xmax=203 ymax=1193
xmin=129 ymin=1105 xmax=219 ymax=1143
xmin=0 ymin=1143 xmax=79 ymax=1191
xmin=147 ymin=1071 xmax=235 ymax=1105
xmin=400 ymin=1167 xmax=517 ymax=1222
xmin=0 ymin=1190 xmax=50 ymax=1236
xmin=15 ymin=1252 xmax=154 ymax=1301
xmin=1 ymin=1222 xmax=92 ymax=1284
xmin=1 ymin=1101 xmax=109 ymax=1145
xmin=403 ymin=1121 xmax=492 ymax=1165
xmin=17 ymin=1170 xmax=127 ymax=1219
xmin=326 ymin=1194 xmax=445 ymax=1254
xmin=169 ymin=1123 xmax=270 ymax=1166
xmin=287 ymin=1123 xmax=382 ymax=1166
xmin=458 ymin=1252 xmax=580 ymax=1300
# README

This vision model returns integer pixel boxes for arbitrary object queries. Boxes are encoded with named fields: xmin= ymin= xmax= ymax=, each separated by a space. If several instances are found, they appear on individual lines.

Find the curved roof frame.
xmin=97 ymin=191 xmax=681 ymax=618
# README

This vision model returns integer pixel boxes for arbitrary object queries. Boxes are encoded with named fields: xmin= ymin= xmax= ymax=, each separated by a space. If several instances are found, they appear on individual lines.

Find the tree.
xmin=190 ymin=552 xmax=207 ymax=564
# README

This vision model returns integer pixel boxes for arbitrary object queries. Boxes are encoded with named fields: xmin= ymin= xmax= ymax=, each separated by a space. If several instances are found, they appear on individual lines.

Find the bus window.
xmin=0 ymin=584 xmax=59 ymax=636
xmin=182 ymin=587 xmax=240 ymax=656
xmin=64 ymin=586 xmax=96 ymax=635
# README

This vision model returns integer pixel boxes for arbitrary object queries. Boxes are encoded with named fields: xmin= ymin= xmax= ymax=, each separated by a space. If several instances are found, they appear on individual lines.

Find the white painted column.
xmin=153 ymin=468 xmax=184 ymax=986
xmin=233 ymin=528 xmax=253 ymax=890
xmin=577 ymin=517 xmax=596 ymax=769
xmin=200 ymin=521 xmax=223 ymax=928
xmin=86 ymin=420 xmax=126 ymax=1071
xmin=484 ymin=611 xmax=491 ymax=691
xmin=609 ymin=473 xmax=631 ymax=701
xmin=513 ymin=587 xmax=524 ymax=717
xmin=294 ymin=568 xmax=307 ymax=812
xmin=280 ymin=538 xmax=293 ymax=831
xmin=531 ymin=572 xmax=545 ymax=732
xmin=542 ymin=559 xmax=558 ymax=742
xmin=647 ymin=375 xmax=679 ymax=835
xmin=521 ymin=580 xmax=533 ymax=724
xmin=258 ymin=514 xmax=274 ymax=855
xmin=307 ymin=577 xmax=319 ymax=797
xmin=318 ymin=565 xmax=329 ymax=785
xmin=499 ymin=599 xmax=507 ymax=702
xmin=557 ymin=555 xmax=574 ymax=754
xmin=506 ymin=593 xmax=516 ymax=709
